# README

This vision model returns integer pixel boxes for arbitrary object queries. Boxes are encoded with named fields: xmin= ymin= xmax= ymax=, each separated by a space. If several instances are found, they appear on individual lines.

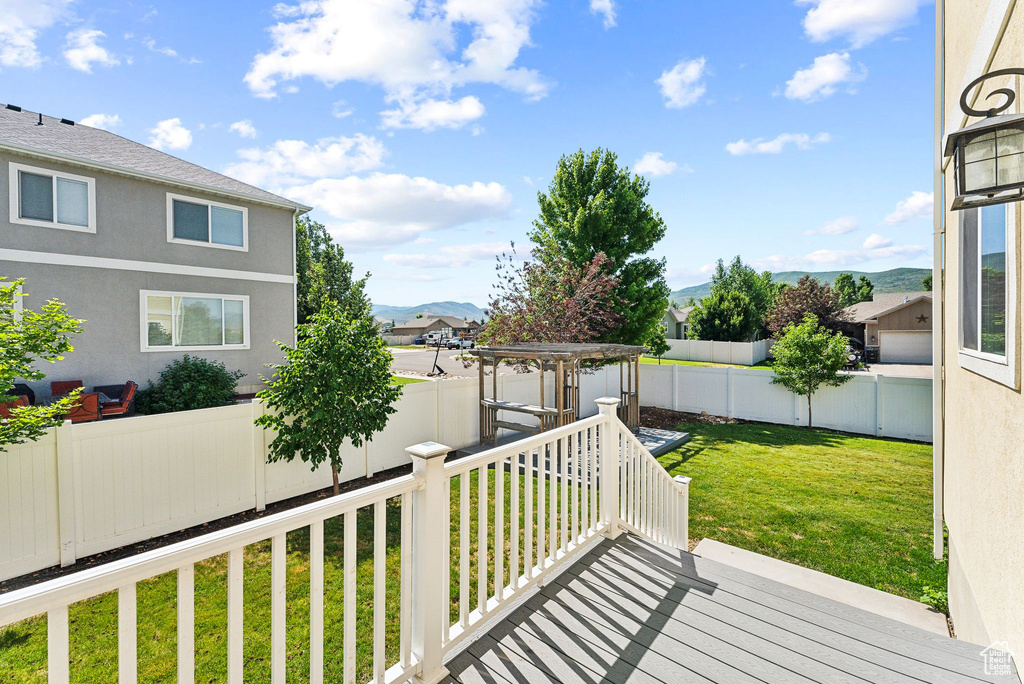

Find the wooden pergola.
xmin=468 ymin=343 xmax=646 ymax=445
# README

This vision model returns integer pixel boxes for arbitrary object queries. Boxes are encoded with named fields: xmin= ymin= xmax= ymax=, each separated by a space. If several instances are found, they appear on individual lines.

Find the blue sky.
xmin=2 ymin=0 xmax=935 ymax=306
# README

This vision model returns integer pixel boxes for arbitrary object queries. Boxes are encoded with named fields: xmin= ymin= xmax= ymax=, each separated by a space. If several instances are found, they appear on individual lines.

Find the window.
xmin=959 ymin=202 xmax=1017 ymax=387
xmin=141 ymin=291 xmax=249 ymax=351
xmin=8 ymin=162 xmax=96 ymax=233
xmin=166 ymin=193 xmax=247 ymax=250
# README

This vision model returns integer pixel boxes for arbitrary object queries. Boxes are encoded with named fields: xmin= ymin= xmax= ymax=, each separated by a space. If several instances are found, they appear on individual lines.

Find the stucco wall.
xmin=942 ymin=0 xmax=1024 ymax=661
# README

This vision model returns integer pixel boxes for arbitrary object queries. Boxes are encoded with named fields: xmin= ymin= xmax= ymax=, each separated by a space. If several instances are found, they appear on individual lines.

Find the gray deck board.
xmin=444 ymin=535 xmax=1018 ymax=684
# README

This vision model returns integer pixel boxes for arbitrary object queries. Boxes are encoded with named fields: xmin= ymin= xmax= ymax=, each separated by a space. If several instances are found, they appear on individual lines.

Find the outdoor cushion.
xmin=51 ymin=380 xmax=84 ymax=397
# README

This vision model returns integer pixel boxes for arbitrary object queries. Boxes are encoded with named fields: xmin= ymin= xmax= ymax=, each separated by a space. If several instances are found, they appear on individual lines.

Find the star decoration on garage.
xmin=916 ymin=314 xmax=929 ymax=324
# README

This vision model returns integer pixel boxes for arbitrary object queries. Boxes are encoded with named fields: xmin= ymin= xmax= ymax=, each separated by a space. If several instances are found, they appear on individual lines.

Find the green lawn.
xmin=0 ymin=469 xmax=572 ymax=683
xmin=640 ymin=356 xmax=774 ymax=370
xmin=391 ymin=376 xmax=427 ymax=386
xmin=658 ymin=422 xmax=943 ymax=602
xmin=388 ymin=345 xmax=424 ymax=350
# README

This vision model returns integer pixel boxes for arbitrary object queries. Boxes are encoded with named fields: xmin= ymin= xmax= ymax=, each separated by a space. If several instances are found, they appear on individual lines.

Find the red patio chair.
xmin=100 ymin=381 xmax=138 ymax=418
xmin=51 ymin=380 xmax=84 ymax=397
xmin=0 ymin=396 xmax=27 ymax=419
xmin=66 ymin=393 xmax=101 ymax=423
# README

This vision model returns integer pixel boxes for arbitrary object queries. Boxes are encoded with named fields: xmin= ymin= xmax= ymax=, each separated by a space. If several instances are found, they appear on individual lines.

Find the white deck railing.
xmin=0 ymin=397 xmax=689 ymax=684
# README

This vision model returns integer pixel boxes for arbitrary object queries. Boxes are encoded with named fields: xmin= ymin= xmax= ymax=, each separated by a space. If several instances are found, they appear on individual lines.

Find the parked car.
xmin=424 ymin=332 xmax=446 ymax=345
xmin=446 ymin=338 xmax=475 ymax=349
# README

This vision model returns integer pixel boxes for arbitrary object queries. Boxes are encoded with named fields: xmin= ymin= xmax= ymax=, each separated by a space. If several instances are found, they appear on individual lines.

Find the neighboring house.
xmin=391 ymin=315 xmax=479 ymax=339
xmin=662 ymin=305 xmax=693 ymax=339
xmin=938 ymin=1 xmax=1024 ymax=670
xmin=841 ymin=292 xmax=933 ymax=363
xmin=0 ymin=105 xmax=310 ymax=395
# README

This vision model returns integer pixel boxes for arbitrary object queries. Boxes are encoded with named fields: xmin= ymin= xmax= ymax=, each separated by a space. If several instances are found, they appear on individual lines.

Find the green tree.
xmin=770 ymin=314 xmax=853 ymax=428
xmin=856 ymin=275 xmax=874 ymax=302
xmin=646 ymin=327 xmax=671 ymax=363
xmin=687 ymin=290 xmax=760 ymax=342
xmin=765 ymin=275 xmax=849 ymax=335
xmin=922 ymin=274 xmax=933 ymax=291
xmin=296 ymin=216 xmax=370 ymax=324
xmin=0 ymin=278 xmax=84 ymax=450
xmin=256 ymin=299 xmax=402 ymax=495
xmin=834 ymin=273 xmax=875 ymax=308
xmin=708 ymin=257 xmax=778 ymax=336
xmin=529 ymin=148 xmax=669 ymax=346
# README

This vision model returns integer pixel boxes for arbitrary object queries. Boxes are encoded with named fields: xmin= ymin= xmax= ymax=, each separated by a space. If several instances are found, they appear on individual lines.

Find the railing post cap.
xmin=674 ymin=475 xmax=692 ymax=485
xmin=406 ymin=441 xmax=451 ymax=459
xmin=595 ymin=397 xmax=620 ymax=407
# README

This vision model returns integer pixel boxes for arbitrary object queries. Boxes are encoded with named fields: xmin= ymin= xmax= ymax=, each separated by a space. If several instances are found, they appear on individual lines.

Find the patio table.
xmin=39 ymin=392 xmax=114 ymax=406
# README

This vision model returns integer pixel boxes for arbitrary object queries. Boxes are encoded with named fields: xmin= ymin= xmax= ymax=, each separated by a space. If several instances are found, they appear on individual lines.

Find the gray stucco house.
xmin=0 ymin=104 xmax=310 ymax=395
xmin=662 ymin=305 xmax=693 ymax=339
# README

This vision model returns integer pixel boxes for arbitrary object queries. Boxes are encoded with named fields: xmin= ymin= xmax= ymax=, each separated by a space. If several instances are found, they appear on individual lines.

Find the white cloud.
xmin=753 ymin=232 xmax=926 ymax=271
xmin=63 ymin=29 xmax=120 ymax=73
xmin=229 ymin=119 xmax=258 ymax=139
xmin=784 ymin=52 xmax=866 ymax=102
xmin=80 ymin=113 xmax=122 ymax=130
xmin=383 ymin=241 xmax=512 ymax=268
xmin=804 ymin=216 xmax=857 ymax=236
xmin=332 ymin=100 xmax=354 ymax=119
xmin=286 ymin=173 xmax=514 ymax=249
xmin=148 ymin=118 xmax=192 ymax=151
xmin=634 ymin=152 xmax=689 ymax=177
xmin=656 ymin=57 xmax=707 ymax=109
xmin=381 ymin=96 xmax=485 ymax=131
xmin=882 ymin=191 xmax=933 ymax=225
xmin=0 ymin=0 xmax=72 ymax=69
xmin=725 ymin=132 xmax=831 ymax=156
xmin=244 ymin=0 xmax=550 ymax=131
xmin=224 ymin=134 xmax=386 ymax=189
xmin=590 ymin=0 xmax=616 ymax=29
xmin=798 ymin=0 xmax=923 ymax=48
xmin=142 ymin=37 xmax=177 ymax=58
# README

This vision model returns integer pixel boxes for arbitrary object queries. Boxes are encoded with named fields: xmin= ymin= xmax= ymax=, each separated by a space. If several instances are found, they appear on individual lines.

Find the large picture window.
xmin=9 ymin=162 xmax=96 ymax=233
xmin=141 ymin=291 xmax=249 ymax=351
xmin=166 ymin=193 xmax=247 ymax=250
xmin=960 ymin=202 xmax=1017 ymax=387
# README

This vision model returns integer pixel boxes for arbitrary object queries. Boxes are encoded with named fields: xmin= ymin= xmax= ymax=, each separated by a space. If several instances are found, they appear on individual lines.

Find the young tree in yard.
xmin=296 ymin=216 xmax=370 ymax=324
xmin=529 ymin=148 xmax=669 ymax=347
xmin=256 ymin=299 xmax=402 ymax=495
xmin=771 ymin=314 xmax=852 ymax=428
xmin=480 ymin=245 xmax=620 ymax=347
xmin=765 ymin=275 xmax=849 ymax=335
xmin=0 ymin=278 xmax=84 ymax=450
xmin=687 ymin=289 xmax=760 ymax=342
xmin=646 ymin=328 xmax=671 ymax=363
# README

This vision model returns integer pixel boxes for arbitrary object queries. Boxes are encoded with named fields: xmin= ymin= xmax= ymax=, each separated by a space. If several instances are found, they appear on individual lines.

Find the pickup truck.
xmin=446 ymin=337 xmax=475 ymax=349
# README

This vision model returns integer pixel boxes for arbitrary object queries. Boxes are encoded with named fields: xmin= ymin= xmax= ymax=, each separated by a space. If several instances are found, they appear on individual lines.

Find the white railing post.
xmin=406 ymin=441 xmax=451 ymax=684
xmin=674 ymin=475 xmax=691 ymax=549
xmin=596 ymin=398 xmax=621 ymax=540
xmin=55 ymin=420 xmax=77 ymax=567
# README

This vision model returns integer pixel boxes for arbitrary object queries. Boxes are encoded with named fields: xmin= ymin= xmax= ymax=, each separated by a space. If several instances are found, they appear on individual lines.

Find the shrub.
xmin=919 ymin=585 xmax=949 ymax=614
xmin=135 ymin=355 xmax=244 ymax=415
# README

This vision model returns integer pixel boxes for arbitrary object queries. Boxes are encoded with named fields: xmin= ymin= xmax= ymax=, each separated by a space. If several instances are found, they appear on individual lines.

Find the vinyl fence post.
xmin=876 ymin=374 xmax=885 ymax=437
xmin=674 ymin=475 xmax=691 ymax=550
xmin=596 ymin=398 xmax=621 ymax=540
xmin=55 ymin=420 xmax=77 ymax=567
xmin=253 ymin=398 xmax=267 ymax=512
xmin=407 ymin=441 xmax=451 ymax=684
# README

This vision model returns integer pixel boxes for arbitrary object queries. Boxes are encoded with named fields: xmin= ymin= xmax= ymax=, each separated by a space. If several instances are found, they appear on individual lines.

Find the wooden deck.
xmin=444 ymin=535 xmax=1017 ymax=684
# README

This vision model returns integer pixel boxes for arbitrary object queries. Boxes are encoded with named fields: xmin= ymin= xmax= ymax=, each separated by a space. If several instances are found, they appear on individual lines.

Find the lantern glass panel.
xmin=965 ymin=132 xmax=996 ymax=163
xmin=997 ymin=152 xmax=1024 ymax=185
xmin=997 ymin=129 xmax=1024 ymax=155
xmin=965 ymin=158 xmax=996 ymax=191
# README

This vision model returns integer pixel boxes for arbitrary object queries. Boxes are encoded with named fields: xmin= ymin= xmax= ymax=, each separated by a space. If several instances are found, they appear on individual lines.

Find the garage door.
xmin=881 ymin=331 xmax=932 ymax=364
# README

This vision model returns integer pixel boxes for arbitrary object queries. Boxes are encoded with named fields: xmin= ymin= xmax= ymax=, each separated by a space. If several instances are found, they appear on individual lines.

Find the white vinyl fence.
xmin=660 ymin=338 xmax=773 ymax=365
xmin=639 ymin=364 xmax=932 ymax=442
xmin=0 ymin=362 xmax=930 ymax=583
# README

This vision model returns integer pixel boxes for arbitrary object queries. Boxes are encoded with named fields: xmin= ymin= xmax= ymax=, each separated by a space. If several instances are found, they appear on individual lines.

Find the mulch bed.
xmin=640 ymin=406 xmax=742 ymax=430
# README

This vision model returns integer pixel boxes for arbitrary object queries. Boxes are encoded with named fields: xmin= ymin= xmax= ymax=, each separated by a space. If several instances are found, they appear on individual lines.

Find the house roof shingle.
xmin=843 ymin=292 xmax=932 ymax=323
xmin=666 ymin=306 xmax=694 ymax=323
xmin=0 ymin=105 xmax=310 ymax=211
xmin=391 ymin=315 xmax=478 ymax=332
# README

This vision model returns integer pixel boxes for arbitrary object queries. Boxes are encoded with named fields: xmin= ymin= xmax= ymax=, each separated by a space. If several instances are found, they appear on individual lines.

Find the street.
xmin=389 ymin=347 xmax=528 ymax=378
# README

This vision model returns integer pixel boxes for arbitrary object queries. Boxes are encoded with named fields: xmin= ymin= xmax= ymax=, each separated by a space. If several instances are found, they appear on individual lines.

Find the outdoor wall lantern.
xmin=945 ymin=68 xmax=1024 ymax=210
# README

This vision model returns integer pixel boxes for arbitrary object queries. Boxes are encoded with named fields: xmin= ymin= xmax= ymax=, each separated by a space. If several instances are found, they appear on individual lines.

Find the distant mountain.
xmin=669 ymin=267 xmax=931 ymax=303
xmin=372 ymin=301 xmax=487 ymax=324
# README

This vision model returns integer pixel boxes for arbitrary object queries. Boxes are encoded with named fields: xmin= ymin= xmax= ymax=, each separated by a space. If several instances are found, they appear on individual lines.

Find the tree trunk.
xmin=332 ymin=464 xmax=340 ymax=496
xmin=807 ymin=391 xmax=813 ymax=429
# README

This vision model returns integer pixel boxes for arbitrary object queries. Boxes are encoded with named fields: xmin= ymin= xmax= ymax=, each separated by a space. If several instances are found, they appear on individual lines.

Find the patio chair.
xmin=99 ymin=381 xmax=138 ymax=418
xmin=66 ymin=393 xmax=101 ymax=423
xmin=12 ymin=383 xmax=34 ymax=405
xmin=0 ymin=396 xmax=27 ymax=419
xmin=51 ymin=380 xmax=84 ymax=397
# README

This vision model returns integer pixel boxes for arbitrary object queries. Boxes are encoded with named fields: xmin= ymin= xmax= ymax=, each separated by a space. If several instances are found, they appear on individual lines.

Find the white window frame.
xmin=140 ymin=290 xmax=250 ymax=352
xmin=166 ymin=192 xmax=249 ymax=252
xmin=959 ymin=201 xmax=1018 ymax=388
xmin=8 ymin=162 xmax=97 ymax=233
